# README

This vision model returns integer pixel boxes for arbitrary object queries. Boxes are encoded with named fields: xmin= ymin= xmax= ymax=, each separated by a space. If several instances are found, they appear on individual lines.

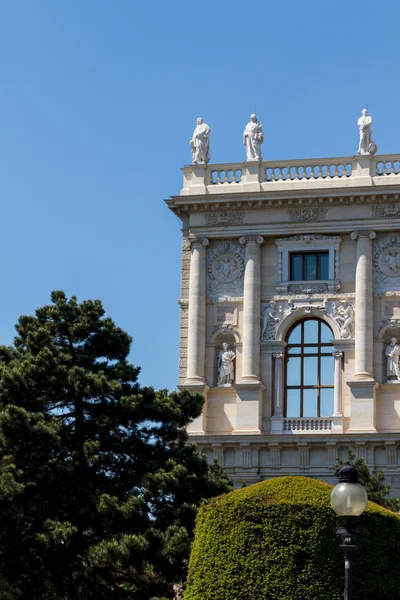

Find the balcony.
xmin=179 ymin=154 xmax=400 ymax=197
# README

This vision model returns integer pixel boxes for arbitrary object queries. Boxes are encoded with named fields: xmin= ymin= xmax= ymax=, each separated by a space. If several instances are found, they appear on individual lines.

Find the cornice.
xmin=166 ymin=191 xmax=400 ymax=217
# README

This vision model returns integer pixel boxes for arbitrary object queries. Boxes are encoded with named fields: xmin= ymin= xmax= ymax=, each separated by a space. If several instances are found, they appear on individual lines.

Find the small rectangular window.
xmin=289 ymin=251 xmax=329 ymax=281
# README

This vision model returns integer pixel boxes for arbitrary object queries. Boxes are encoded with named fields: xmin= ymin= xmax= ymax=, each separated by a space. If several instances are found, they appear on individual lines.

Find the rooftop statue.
xmin=190 ymin=117 xmax=211 ymax=164
xmin=243 ymin=114 xmax=264 ymax=161
xmin=357 ymin=108 xmax=377 ymax=156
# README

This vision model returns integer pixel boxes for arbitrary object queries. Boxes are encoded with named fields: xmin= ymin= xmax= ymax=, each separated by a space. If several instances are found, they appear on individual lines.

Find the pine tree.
xmin=0 ymin=291 xmax=232 ymax=599
xmin=334 ymin=448 xmax=400 ymax=512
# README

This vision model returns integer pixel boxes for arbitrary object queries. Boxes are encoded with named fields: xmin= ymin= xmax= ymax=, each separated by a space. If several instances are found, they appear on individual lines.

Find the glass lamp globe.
xmin=330 ymin=464 xmax=368 ymax=517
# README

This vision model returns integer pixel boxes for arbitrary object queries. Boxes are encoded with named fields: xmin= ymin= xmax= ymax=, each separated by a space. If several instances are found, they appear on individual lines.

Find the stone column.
xmin=239 ymin=235 xmax=264 ymax=383
xmin=185 ymin=237 xmax=209 ymax=385
xmin=273 ymin=352 xmax=284 ymax=417
xmin=350 ymin=230 xmax=376 ymax=379
xmin=332 ymin=351 xmax=343 ymax=416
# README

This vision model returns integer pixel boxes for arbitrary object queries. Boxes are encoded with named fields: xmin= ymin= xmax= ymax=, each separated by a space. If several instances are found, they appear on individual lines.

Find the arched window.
xmin=285 ymin=319 xmax=334 ymax=418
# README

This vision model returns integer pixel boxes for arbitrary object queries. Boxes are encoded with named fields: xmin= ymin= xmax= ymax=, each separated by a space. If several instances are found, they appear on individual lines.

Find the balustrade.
xmin=180 ymin=153 xmax=400 ymax=195
xmin=283 ymin=418 xmax=332 ymax=432
xmin=210 ymin=167 xmax=242 ymax=185
xmin=265 ymin=162 xmax=352 ymax=182
xmin=375 ymin=158 xmax=400 ymax=176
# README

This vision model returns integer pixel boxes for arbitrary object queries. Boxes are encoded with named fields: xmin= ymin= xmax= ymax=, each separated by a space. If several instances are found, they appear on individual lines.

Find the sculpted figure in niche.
xmin=357 ymin=109 xmax=377 ymax=155
xmin=217 ymin=342 xmax=236 ymax=385
xmin=386 ymin=337 xmax=400 ymax=381
xmin=190 ymin=117 xmax=211 ymax=164
xmin=243 ymin=114 xmax=264 ymax=161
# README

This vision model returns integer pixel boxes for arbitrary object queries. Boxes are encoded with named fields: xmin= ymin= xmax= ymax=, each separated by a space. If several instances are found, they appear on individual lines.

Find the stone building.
xmin=166 ymin=143 xmax=400 ymax=490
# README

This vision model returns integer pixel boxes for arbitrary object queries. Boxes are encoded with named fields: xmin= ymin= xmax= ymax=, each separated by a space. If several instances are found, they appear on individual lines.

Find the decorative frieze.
xmin=287 ymin=207 xmax=327 ymax=222
xmin=204 ymin=211 xmax=244 ymax=226
xmin=372 ymin=204 xmax=400 ymax=218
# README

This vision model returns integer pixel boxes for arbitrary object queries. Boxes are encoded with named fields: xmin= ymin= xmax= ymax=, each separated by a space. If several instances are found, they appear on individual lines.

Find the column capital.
xmin=273 ymin=352 xmax=285 ymax=359
xmin=239 ymin=235 xmax=264 ymax=246
xmin=333 ymin=350 xmax=343 ymax=359
xmin=350 ymin=230 xmax=376 ymax=241
xmin=188 ymin=237 xmax=209 ymax=247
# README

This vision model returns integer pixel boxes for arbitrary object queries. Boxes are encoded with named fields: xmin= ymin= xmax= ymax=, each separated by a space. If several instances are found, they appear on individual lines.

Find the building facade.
xmin=166 ymin=152 xmax=400 ymax=490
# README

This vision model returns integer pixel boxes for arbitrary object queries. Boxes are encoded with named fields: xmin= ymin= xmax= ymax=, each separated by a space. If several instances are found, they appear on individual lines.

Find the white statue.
xmin=386 ymin=337 xmax=400 ymax=380
xmin=190 ymin=117 xmax=211 ymax=164
xmin=217 ymin=342 xmax=235 ymax=385
xmin=243 ymin=114 xmax=264 ymax=161
xmin=332 ymin=301 xmax=354 ymax=339
xmin=357 ymin=109 xmax=377 ymax=156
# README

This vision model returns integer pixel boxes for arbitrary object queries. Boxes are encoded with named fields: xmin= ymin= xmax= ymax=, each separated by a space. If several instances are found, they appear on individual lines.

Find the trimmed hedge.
xmin=185 ymin=476 xmax=400 ymax=600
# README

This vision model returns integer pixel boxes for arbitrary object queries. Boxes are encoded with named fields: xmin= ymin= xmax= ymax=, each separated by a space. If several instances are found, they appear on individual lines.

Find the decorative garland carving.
xmin=204 ymin=211 xmax=244 ymax=226
xmin=287 ymin=207 xmax=328 ymax=222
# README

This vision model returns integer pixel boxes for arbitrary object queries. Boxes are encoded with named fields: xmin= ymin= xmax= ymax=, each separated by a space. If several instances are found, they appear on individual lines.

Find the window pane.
xmin=303 ymin=357 xmax=318 ymax=385
xmin=288 ymin=346 xmax=301 ymax=354
xmin=287 ymin=357 xmax=301 ymax=386
xmin=319 ymin=253 xmax=329 ymax=279
xmin=320 ymin=388 xmax=334 ymax=416
xmin=305 ymin=254 xmax=317 ymax=280
xmin=303 ymin=389 xmax=318 ymax=417
xmin=287 ymin=389 xmax=300 ymax=417
xmin=320 ymin=323 xmax=333 ymax=343
xmin=321 ymin=355 xmax=334 ymax=385
xmin=288 ymin=324 xmax=301 ymax=344
xmin=291 ymin=254 xmax=303 ymax=280
xmin=304 ymin=320 xmax=318 ymax=343
xmin=303 ymin=346 xmax=319 ymax=354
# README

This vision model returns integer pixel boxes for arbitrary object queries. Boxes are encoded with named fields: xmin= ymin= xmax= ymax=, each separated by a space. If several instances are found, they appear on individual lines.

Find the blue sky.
xmin=1 ymin=1 xmax=399 ymax=391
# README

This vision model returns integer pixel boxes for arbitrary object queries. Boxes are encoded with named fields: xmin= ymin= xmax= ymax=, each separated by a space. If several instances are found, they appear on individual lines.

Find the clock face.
xmin=212 ymin=253 xmax=241 ymax=284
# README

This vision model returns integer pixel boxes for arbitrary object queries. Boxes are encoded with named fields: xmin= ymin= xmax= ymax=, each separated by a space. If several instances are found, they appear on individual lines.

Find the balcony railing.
xmin=283 ymin=418 xmax=332 ymax=433
xmin=180 ymin=154 xmax=400 ymax=196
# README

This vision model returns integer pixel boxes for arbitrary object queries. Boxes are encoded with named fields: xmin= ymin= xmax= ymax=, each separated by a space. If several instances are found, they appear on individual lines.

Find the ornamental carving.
xmin=207 ymin=240 xmax=245 ymax=296
xmin=374 ymin=235 xmax=400 ymax=292
xmin=287 ymin=284 xmax=329 ymax=294
xmin=287 ymin=207 xmax=327 ymax=222
xmin=261 ymin=302 xmax=290 ymax=341
xmin=275 ymin=234 xmax=340 ymax=244
xmin=372 ymin=204 xmax=400 ymax=218
xmin=330 ymin=300 xmax=354 ymax=339
xmin=204 ymin=211 xmax=244 ymax=226
xmin=211 ymin=323 xmax=240 ymax=341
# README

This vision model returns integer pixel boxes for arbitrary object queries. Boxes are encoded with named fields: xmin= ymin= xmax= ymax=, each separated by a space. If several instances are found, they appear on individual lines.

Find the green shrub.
xmin=185 ymin=476 xmax=400 ymax=600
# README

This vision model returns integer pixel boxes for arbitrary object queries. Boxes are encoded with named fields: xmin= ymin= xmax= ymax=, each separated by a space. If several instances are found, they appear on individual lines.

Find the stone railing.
xmin=283 ymin=418 xmax=332 ymax=433
xmin=180 ymin=153 xmax=400 ymax=196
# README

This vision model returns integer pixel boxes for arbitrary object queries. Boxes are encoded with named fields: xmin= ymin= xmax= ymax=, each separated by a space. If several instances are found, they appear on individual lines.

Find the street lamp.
xmin=330 ymin=463 xmax=368 ymax=600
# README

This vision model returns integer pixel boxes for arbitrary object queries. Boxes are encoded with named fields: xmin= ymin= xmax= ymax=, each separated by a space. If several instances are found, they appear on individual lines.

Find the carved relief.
xmin=287 ymin=207 xmax=328 ymax=222
xmin=331 ymin=300 xmax=355 ymax=339
xmin=372 ymin=204 xmax=400 ymax=218
xmin=207 ymin=240 xmax=244 ymax=296
xmin=211 ymin=323 xmax=240 ymax=338
xmin=217 ymin=305 xmax=235 ymax=325
xmin=261 ymin=302 xmax=290 ymax=341
xmin=288 ymin=284 xmax=329 ymax=294
xmin=204 ymin=211 xmax=244 ymax=226
xmin=374 ymin=235 xmax=400 ymax=292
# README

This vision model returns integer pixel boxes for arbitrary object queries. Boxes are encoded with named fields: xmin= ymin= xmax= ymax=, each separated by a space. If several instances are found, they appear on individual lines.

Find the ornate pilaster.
xmin=185 ymin=237 xmax=209 ymax=385
xmin=239 ymin=235 xmax=264 ymax=383
xmin=350 ymin=230 xmax=376 ymax=379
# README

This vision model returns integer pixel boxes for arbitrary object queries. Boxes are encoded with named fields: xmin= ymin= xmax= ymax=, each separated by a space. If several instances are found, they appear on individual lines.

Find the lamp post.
xmin=330 ymin=463 xmax=368 ymax=600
